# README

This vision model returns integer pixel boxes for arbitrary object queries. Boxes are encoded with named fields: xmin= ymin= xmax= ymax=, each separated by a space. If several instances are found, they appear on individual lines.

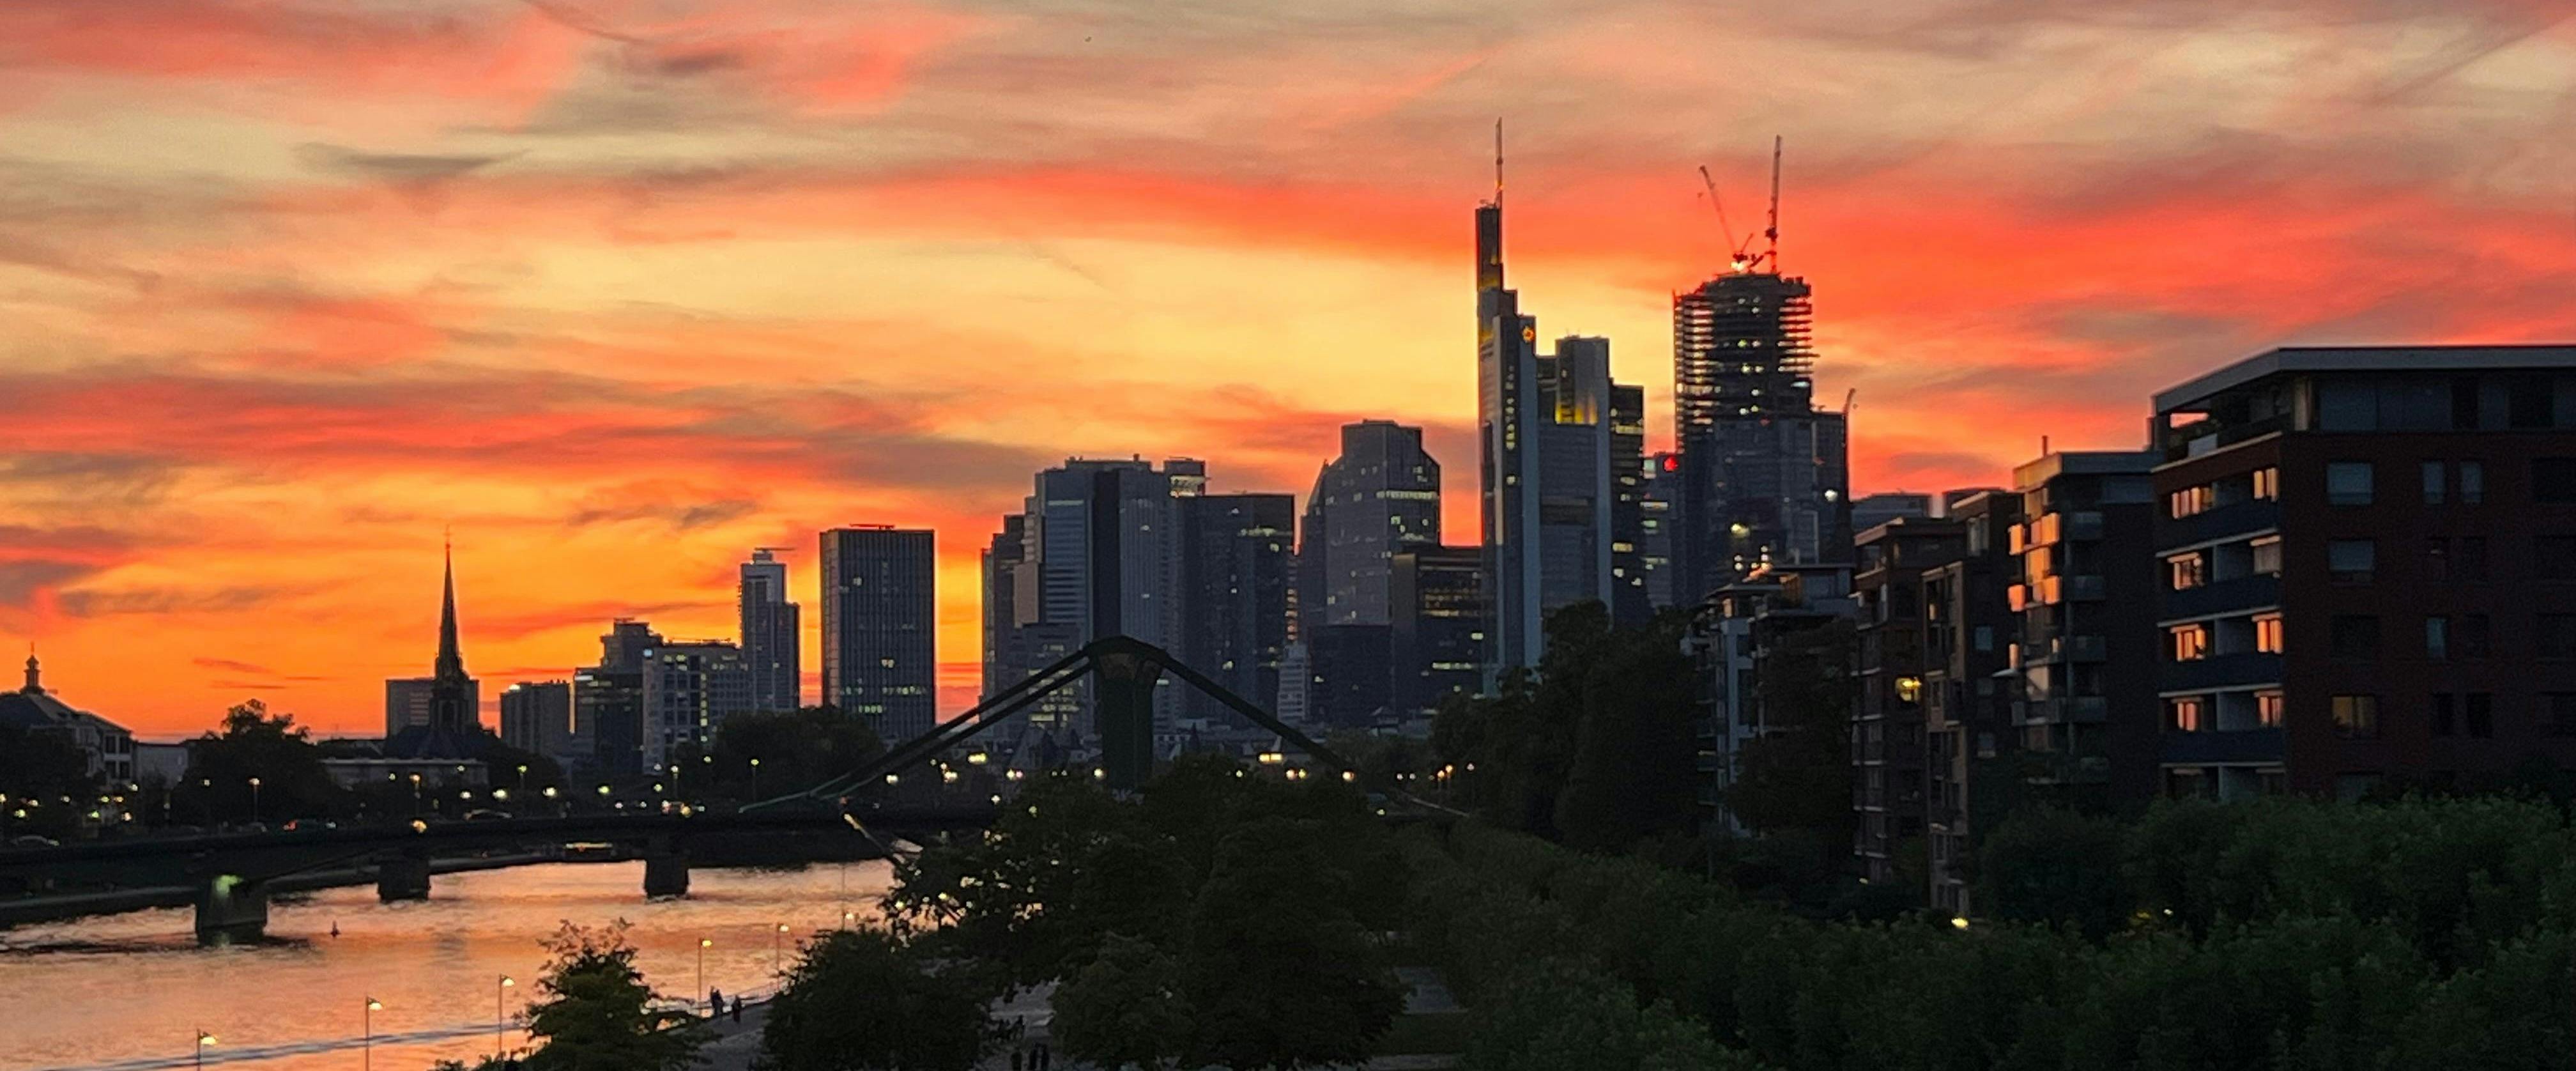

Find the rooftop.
xmin=2154 ymin=344 xmax=2576 ymax=413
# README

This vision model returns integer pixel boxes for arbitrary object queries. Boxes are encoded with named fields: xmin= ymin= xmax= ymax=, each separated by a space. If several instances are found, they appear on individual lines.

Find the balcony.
xmin=2023 ymin=696 xmax=2108 ymax=724
xmin=2163 ymin=573 xmax=2281 ymax=621
xmin=2031 ymin=574 xmax=2106 ymax=605
xmin=2160 ymin=498 xmax=2278 ymax=548
xmin=2162 ymin=651 xmax=2284 ymax=692
xmin=2026 ymin=634 xmax=2108 ymax=665
xmin=2160 ymin=728 xmax=2287 ymax=766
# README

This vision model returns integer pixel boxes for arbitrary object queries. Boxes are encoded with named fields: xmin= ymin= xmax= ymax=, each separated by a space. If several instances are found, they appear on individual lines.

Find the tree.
xmin=1463 ymin=958 xmax=1743 ymax=1071
xmin=673 ymin=707 xmax=883 ymax=801
xmin=0 ymin=721 xmax=97 ymax=838
xmin=758 ymin=927 xmax=995 ymax=1071
xmin=1554 ymin=610 xmax=1702 ymax=852
xmin=1179 ymin=817 xmax=1405 ymax=1069
xmin=1727 ymin=620 xmax=1855 ymax=837
xmin=175 ymin=700 xmax=341 ymax=823
xmin=1052 ymin=933 xmax=1193 ymax=1071
xmin=518 ymin=922 xmax=705 ymax=1071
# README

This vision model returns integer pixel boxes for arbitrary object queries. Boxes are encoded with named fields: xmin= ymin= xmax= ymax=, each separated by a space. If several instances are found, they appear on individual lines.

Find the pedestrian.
xmin=709 ymin=986 xmax=723 ymax=1017
xmin=731 ymin=996 xmax=743 ymax=1023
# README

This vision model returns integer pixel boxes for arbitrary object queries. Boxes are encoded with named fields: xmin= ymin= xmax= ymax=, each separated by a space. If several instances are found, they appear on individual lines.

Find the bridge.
xmin=0 ymin=636 xmax=1404 ymax=943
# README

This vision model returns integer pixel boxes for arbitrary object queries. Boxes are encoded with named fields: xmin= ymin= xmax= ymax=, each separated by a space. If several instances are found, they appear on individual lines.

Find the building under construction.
xmin=1671 ymin=143 xmax=1851 ymax=601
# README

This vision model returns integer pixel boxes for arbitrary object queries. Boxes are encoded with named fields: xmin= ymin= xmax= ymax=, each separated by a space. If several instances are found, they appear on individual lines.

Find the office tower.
xmin=1851 ymin=516 xmax=1968 ymax=882
xmin=822 ymin=527 xmax=938 ymax=745
xmin=574 ymin=619 xmax=661 ymax=779
xmin=2151 ymin=346 xmax=2576 ymax=799
xmin=1300 ymin=421 xmax=1441 ymax=630
xmin=639 ymin=639 xmax=754 ymax=773
xmin=1177 ymin=492 xmax=1295 ymax=726
xmin=1307 ymin=622 xmax=1394 ymax=727
xmin=1476 ymin=178 xmax=1648 ymax=671
xmin=1639 ymin=453 xmax=1680 ymax=610
xmin=1389 ymin=545 xmax=1487 ymax=716
xmin=1672 ymin=270 xmax=1851 ymax=601
xmin=982 ymin=459 xmax=1201 ymax=743
xmin=1920 ymin=489 xmax=2019 ymax=916
xmin=499 ymin=680 xmax=573 ymax=757
xmin=385 ymin=544 xmax=481 ymax=759
xmin=2008 ymin=450 xmax=2162 ymax=810
xmin=740 ymin=549 xmax=802 ymax=712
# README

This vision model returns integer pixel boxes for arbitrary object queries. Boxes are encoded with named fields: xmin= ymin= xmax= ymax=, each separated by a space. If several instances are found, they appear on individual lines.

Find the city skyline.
xmin=4 ymin=0 xmax=2574 ymax=734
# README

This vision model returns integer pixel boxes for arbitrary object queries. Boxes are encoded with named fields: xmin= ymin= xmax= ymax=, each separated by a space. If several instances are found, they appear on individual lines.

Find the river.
xmin=0 ymin=860 xmax=894 ymax=1071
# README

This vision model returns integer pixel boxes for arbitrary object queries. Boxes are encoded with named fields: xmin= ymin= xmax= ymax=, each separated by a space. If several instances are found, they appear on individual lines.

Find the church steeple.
xmin=22 ymin=645 xmax=38 ymax=695
xmin=434 ymin=534 xmax=465 ymax=681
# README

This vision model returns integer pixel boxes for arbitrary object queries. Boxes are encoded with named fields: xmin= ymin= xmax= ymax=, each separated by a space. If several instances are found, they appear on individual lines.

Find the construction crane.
xmin=1842 ymin=389 xmax=1857 ymax=416
xmin=1698 ymin=135 xmax=1787 ymax=274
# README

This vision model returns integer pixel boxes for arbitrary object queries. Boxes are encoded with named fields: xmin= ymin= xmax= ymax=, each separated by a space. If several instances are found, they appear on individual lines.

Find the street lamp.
xmin=698 ymin=937 xmax=713 ymax=1015
xmin=749 ymin=757 xmax=762 ymax=797
xmin=516 ymin=764 xmax=528 ymax=792
xmin=364 ymin=998 xmax=383 ymax=1071
xmin=496 ymin=976 xmax=515 ymax=1058
xmin=194 ymin=1031 xmax=213 ymax=1070
xmin=247 ymin=777 xmax=261 ymax=824
xmin=774 ymin=921 xmax=788 ymax=975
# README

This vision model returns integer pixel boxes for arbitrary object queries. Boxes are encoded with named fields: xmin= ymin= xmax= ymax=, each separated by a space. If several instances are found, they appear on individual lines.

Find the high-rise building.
xmin=385 ymin=544 xmax=481 ymax=759
xmin=1307 ymin=622 xmax=1394 ymax=728
xmin=1639 ymin=452 xmax=1680 ymax=611
xmin=740 ymin=549 xmax=801 ymax=713
xmin=1921 ymin=489 xmax=2020 ymax=916
xmin=1300 ymin=422 xmax=1441 ymax=629
xmin=574 ymin=619 xmax=661 ymax=779
xmin=1477 ymin=181 xmax=1648 ymax=672
xmin=640 ymin=640 xmax=753 ymax=773
xmin=499 ymin=680 xmax=573 ymax=758
xmin=1690 ymin=563 xmax=1857 ymax=836
xmin=821 ymin=527 xmax=938 ymax=745
xmin=1671 ymin=270 xmax=1851 ymax=601
xmin=2150 ymin=345 xmax=2576 ymax=799
xmin=2008 ymin=450 xmax=2162 ymax=810
xmin=1389 ymin=545 xmax=1486 ymax=716
xmin=1851 ymin=516 xmax=1968 ymax=881
xmin=1177 ymin=493 xmax=1295 ymax=727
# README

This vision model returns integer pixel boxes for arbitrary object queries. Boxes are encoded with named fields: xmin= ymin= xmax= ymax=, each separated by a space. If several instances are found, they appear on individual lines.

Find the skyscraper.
xmin=499 ymin=679 xmax=573 ymax=759
xmin=1476 ymin=171 xmax=1648 ymax=671
xmin=639 ymin=639 xmax=754 ymax=773
xmin=739 ymin=549 xmax=801 ymax=713
xmin=574 ymin=619 xmax=660 ymax=778
xmin=1671 ymin=268 xmax=1851 ymax=601
xmin=1300 ymin=421 xmax=1441 ymax=629
xmin=1389 ymin=544 xmax=1486 ymax=716
xmin=821 ymin=527 xmax=938 ymax=745
xmin=982 ymin=459 xmax=1193 ymax=743
xmin=1177 ymin=492 xmax=1295 ymax=727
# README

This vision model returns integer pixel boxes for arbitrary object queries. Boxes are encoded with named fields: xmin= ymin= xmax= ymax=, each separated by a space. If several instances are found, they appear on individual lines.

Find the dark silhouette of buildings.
xmin=498 ymin=679 xmax=571 ymax=758
xmin=739 ymin=548 xmax=801 ymax=713
xmin=1177 ymin=492 xmax=1296 ymax=728
xmin=1671 ymin=271 xmax=1851 ymax=601
xmin=574 ymin=619 xmax=659 ymax=779
xmin=1300 ymin=421 xmax=1441 ymax=629
xmin=384 ymin=544 xmax=482 ymax=760
xmin=2007 ymin=450 xmax=2163 ymax=810
xmin=1920 ymin=489 xmax=2020 ymax=916
xmin=1851 ymin=515 xmax=1966 ymax=882
xmin=2150 ymin=346 xmax=2576 ymax=798
xmin=822 ymin=527 xmax=938 ymax=746
xmin=1390 ymin=545 xmax=1487 ymax=718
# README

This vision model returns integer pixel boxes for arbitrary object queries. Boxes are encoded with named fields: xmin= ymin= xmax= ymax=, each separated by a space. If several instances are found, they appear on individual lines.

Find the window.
xmin=2431 ymin=693 xmax=2455 ymax=737
xmin=2550 ymin=695 xmax=2576 ymax=739
xmin=2170 ymin=623 xmax=2210 ymax=661
xmin=2331 ymin=695 xmax=2379 ymax=739
xmin=2460 ymin=537 xmax=2490 ymax=581
xmin=2251 ymin=536 xmax=2283 ymax=576
xmin=2423 ymin=461 xmax=2446 ymax=505
xmin=2255 ymin=613 xmax=2286 ymax=654
xmin=2539 ymin=459 xmax=2576 ymax=504
xmin=2168 ymin=485 xmax=2213 ymax=519
xmin=2257 ymin=690 xmax=2285 ymax=728
xmin=2467 ymin=693 xmax=2494 ymax=739
xmin=2330 ymin=615 xmax=2381 ymax=660
xmin=2425 ymin=617 xmax=2448 ymax=661
xmin=2424 ymin=537 xmax=2450 ymax=582
xmin=2329 ymin=539 xmax=2376 ymax=583
xmin=2167 ymin=696 xmax=2206 ymax=733
xmin=2462 ymin=461 xmax=2485 ymax=504
xmin=2251 ymin=467 xmax=2280 ymax=500
xmin=2327 ymin=462 xmax=2375 ymax=505
xmin=2540 ymin=615 xmax=2576 ymax=659
xmin=2541 ymin=536 xmax=2576 ymax=582
xmin=1972 ymin=625 xmax=1995 ymax=653
xmin=2167 ymin=553 xmax=2207 ymax=590
xmin=2459 ymin=615 xmax=2492 ymax=658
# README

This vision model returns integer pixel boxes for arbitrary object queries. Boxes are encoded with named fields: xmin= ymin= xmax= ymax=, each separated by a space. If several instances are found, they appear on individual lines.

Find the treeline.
xmin=1410 ymin=798 xmax=2576 ymax=1071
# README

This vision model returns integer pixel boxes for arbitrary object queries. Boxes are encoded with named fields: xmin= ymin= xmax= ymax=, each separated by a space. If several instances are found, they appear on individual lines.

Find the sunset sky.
xmin=3 ymin=0 xmax=2573 ymax=737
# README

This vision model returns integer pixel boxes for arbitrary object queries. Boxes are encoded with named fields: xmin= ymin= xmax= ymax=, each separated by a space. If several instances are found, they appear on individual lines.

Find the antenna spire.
xmin=1493 ymin=118 xmax=1504 ymax=204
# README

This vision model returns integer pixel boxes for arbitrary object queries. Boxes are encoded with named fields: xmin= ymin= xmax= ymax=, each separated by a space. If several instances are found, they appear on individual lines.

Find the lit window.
xmin=2256 ymin=690 xmax=2285 ymax=728
xmin=2251 ymin=536 xmax=2283 ymax=575
xmin=2168 ymin=486 xmax=2214 ymax=519
xmin=2331 ymin=694 xmax=2379 ymax=739
xmin=2255 ymin=613 xmax=2285 ymax=654
xmin=2251 ymin=467 xmax=2279 ymax=500
xmin=2167 ymin=697 xmax=2205 ymax=732
xmin=2170 ymin=623 xmax=2210 ymax=661
xmin=2167 ymin=553 xmax=2207 ymax=590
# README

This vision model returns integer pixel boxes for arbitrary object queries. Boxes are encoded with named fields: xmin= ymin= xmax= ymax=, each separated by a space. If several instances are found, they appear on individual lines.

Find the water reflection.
xmin=0 ymin=860 xmax=891 ymax=1070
